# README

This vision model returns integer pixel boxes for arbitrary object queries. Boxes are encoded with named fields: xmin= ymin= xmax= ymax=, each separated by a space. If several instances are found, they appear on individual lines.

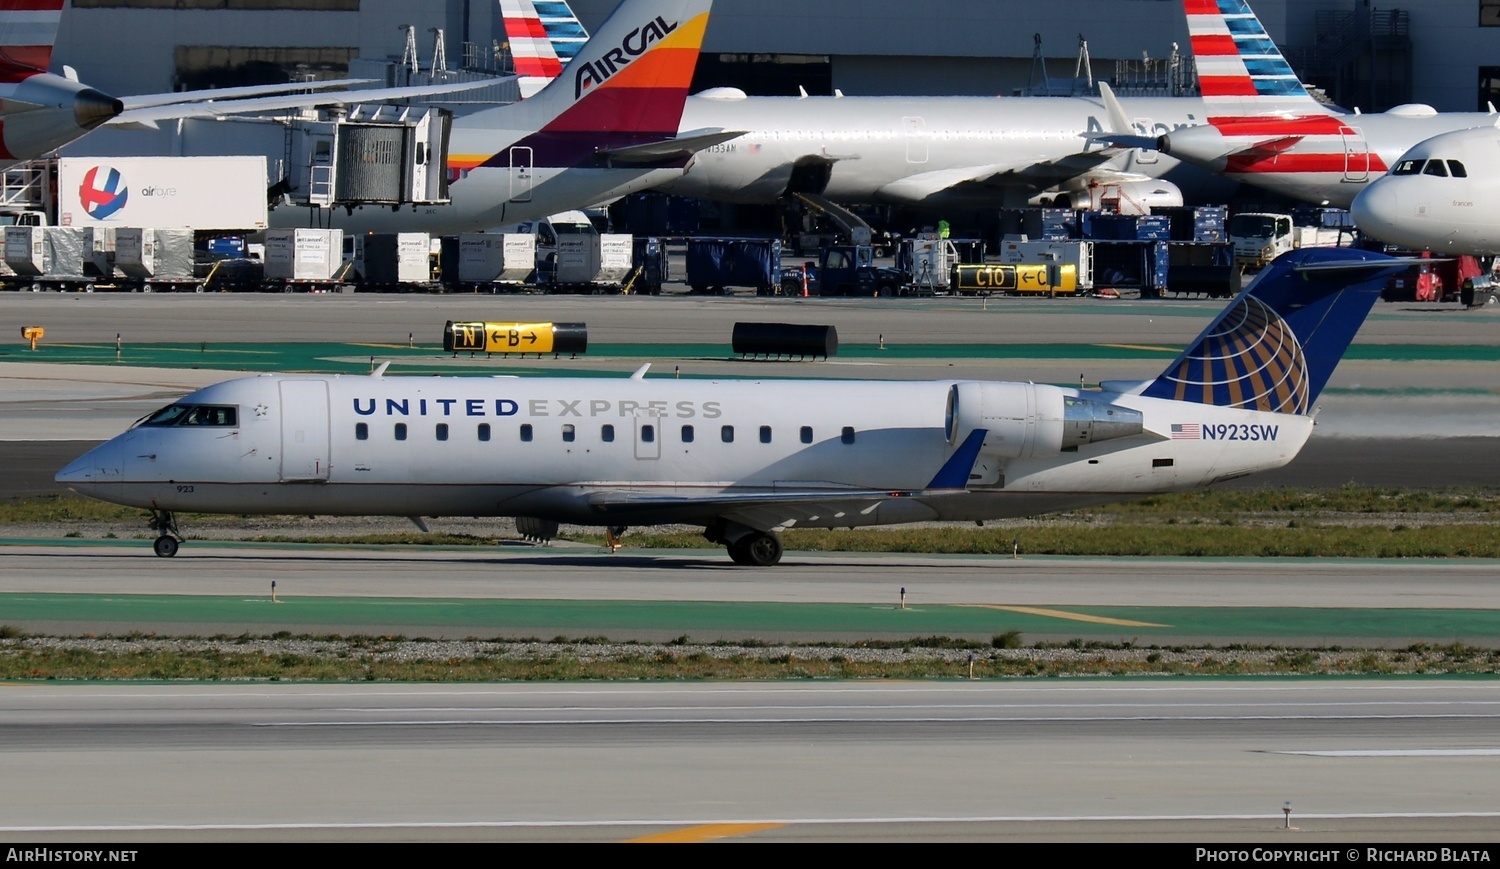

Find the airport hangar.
xmin=48 ymin=0 xmax=1500 ymax=115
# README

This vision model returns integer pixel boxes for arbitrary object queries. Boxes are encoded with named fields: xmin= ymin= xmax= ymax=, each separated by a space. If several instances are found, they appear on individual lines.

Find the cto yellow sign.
xmin=954 ymin=263 xmax=1078 ymax=295
xmin=444 ymin=321 xmax=588 ymax=355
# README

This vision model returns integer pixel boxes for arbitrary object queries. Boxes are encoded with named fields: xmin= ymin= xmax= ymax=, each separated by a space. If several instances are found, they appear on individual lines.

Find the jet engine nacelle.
xmin=945 ymin=382 xmax=1144 ymax=460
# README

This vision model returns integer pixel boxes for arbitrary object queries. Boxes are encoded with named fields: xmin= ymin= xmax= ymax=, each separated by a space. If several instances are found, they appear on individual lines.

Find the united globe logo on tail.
xmin=572 ymin=15 xmax=677 ymax=99
xmin=79 ymin=166 xmax=128 ymax=220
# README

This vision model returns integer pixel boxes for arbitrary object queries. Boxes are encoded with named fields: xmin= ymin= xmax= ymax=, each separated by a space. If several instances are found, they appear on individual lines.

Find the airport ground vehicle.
xmin=1229 ymin=211 xmax=1352 ymax=270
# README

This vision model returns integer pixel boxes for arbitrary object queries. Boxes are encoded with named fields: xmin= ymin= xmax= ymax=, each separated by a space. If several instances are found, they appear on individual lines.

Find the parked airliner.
xmin=254 ymin=0 xmax=732 ymax=233
xmin=1133 ymin=0 xmax=1500 ymax=208
xmin=56 ymin=248 xmax=1406 ymax=566
xmin=1349 ymin=124 xmax=1500 ymax=255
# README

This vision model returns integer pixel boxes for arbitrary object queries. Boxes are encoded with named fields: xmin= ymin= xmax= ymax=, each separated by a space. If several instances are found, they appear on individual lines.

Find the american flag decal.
xmin=1170 ymin=423 xmax=1202 ymax=440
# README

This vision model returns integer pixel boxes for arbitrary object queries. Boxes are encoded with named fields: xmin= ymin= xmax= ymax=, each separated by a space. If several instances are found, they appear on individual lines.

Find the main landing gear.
xmin=705 ymin=520 xmax=784 ymax=566
xmin=727 ymin=531 xmax=784 ymax=566
xmin=149 ymin=510 xmax=182 ymax=558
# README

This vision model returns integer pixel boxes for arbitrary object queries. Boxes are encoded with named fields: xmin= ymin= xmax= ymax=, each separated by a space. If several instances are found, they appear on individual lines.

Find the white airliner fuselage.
xmin=1349 ymin=124 xmax=1500 ymax=255
xmin=56 ymin=373 xmax=1304 ymax=563
xmin=658 ymin=90 xmax=1235 ymax=208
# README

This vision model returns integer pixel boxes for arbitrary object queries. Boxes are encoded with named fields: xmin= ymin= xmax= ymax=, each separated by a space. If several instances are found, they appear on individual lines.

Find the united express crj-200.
xmin=57 ymin=249 xmax=1406 ymax=566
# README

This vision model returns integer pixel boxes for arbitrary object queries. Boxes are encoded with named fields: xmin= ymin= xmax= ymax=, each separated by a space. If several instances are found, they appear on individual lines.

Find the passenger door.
xmin=279 ymin=380 xmax=330 ymax=482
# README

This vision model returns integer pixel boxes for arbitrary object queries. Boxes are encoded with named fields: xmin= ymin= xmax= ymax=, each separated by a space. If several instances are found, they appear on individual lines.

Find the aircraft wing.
xmin=107 ymin=78 xmax=504 ymax=127
xmin=585 ymin=485 xmax=945 ymax=530
xmin=598 ymin=128 xmax=746 ymax=164
xmin=117 ymin=79 xmax=375 ymax=111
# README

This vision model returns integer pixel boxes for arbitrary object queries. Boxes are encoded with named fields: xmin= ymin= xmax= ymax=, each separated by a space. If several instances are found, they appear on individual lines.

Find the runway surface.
xmin=5 ymin=680 xmax=1500 ymax=842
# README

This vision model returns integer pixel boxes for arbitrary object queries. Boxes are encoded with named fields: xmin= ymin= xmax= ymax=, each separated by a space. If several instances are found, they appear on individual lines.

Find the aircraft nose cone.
xmin=1351 ymin=181 xmax=1402 ymax=245
xmin=73 ymin=87 xmax=123 ymax=130
xmin=55 ymin=438 xmax=121 ymax=495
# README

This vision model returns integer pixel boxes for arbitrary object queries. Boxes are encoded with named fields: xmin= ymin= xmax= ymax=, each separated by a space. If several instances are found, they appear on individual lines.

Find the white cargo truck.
xmin=56 ymin=156 xmax=269 ymax=231
xmin=1228 ymin=212 xmax=1351 ymax=270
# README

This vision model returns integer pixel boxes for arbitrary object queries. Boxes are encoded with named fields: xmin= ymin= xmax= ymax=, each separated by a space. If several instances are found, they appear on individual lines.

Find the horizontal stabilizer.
xmin=599 ymin=128 xmax=745 ymax=164
xmin=1232 ymin=135 xmax=1304 ymax=157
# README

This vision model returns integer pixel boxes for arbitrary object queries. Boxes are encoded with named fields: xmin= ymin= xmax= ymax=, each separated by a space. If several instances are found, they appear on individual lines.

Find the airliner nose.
xmin=1350 ymin=181 xmax=1403 ymax=246
xmin=73 ymin=87 xmax=123 ymax=131
xmin=55 ymin=438 xmax=122 ymax=496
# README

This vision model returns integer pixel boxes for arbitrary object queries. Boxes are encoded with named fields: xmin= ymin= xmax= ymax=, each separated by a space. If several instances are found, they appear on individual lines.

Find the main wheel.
xmin=153 ymin=536 xmax=180 ymax=558
xmin=728 ymin=531 xmax=783 ymax=566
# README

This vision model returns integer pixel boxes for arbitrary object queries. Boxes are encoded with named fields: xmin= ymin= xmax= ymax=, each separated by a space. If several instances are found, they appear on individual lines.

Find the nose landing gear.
xmin=149 ymin=510 xmax=182 ymax=558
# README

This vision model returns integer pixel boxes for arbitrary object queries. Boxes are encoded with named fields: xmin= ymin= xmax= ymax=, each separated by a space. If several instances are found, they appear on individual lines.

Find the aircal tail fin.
xmin=520 ymin=0 xmax=710 ymax=138
xmin=1185 ymin=0 xmax=1325 ymax=117
xmin=0 ymin=0 xmax=64 ymax=81
xmin=1141 ymin=248 xmax=1406 ymax=414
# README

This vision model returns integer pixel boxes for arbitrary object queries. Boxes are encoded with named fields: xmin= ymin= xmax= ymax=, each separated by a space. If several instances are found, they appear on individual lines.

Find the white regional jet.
xmin=1349 ymin=124 xmax=1500 ymax=255
xmin=57 ymin=248 xmax=1405 ymax=566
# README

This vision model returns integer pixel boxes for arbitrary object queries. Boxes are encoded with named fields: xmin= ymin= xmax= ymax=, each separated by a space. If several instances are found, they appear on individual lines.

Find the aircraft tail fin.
xmin=1140 ymin=248 xmax=1406 ymax=414
xmin=500 ymin=0 xmax=567 ymax=97
xmin=1185 ymin=0 xmax=1326 ymax=116
xmin=520 ymin=0 xmax=710 ymax=139
xmin=0 ymin=0 xmax=64 ymax=81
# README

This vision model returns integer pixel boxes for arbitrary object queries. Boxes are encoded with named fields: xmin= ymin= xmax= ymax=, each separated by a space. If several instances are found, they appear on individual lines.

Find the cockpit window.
xmin=140 ymin=404 xmax=191 ymax=427
xmin=1448 ymin=160 xmax=1468 ymax=178
xmin=140 ymin=404 xmax=237 ymax=427
xmin=1423 ymin=160 xmax=1449 ymax=177
xmin=180 ymin=405 xmax=238 ymax=426
xmin=1392 ymin=159 xmax=1424 ymax=176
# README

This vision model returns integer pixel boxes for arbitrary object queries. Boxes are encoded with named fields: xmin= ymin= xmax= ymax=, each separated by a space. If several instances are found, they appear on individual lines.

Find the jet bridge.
xmin=279 ymin=104 xmax=452 ymax=210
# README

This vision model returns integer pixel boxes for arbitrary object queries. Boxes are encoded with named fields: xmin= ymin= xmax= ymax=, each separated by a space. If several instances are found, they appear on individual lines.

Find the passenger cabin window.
xmin=602 ymin=424 xmax=615 ymax=442
xmin=841 ymin=426 xmax=856 ymax=444
xmin=355 ymin=423 xmax=368 ymax=441
xmin=436 ymin=423 xmax=449 ymax=441
xmin=520 ymin=424 xmax=533 ymax=442
xmin=140 ymin=404 xmax=237 ymax=427
xmin=1392 ymin=159 xmax=1424 ymax=175
xmin=1423 ymin=160 xmax=1449 ymax=177
xmin=800 ymin=426 xmax=813 ymax=444
xmin=562 ymin=424 xmax=575 ymax=443
xmin=394 ymin=423 xmax=408 ymax=441
xmin=760 ymin=425 xmax=772 ymax=444
xmin=1449 ymin=160 xmax=1468 ymax=177
xmin=681 ymin=424 xmax=694 ymax=443
xmin=641 ymin=424 xmax=656 ymax=443
xmin=478 ymin=423 xmax=491 ymax=442
xmin=721 ymin=425 xmax=734 ymax=443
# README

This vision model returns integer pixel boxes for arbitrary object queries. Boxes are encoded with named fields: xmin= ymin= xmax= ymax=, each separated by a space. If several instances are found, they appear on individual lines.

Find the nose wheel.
xmin=148 ymin=510 xmax=182 ymax=558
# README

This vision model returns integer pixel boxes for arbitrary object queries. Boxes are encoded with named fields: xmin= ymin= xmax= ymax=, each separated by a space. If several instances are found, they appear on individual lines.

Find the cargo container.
xmin=263 ymin=228 xmax=348 ymax=290
xmin=114 ymin=228 xmax=198 ymax=291
xmin=57 ymin=156 xmax=269 ymax=231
